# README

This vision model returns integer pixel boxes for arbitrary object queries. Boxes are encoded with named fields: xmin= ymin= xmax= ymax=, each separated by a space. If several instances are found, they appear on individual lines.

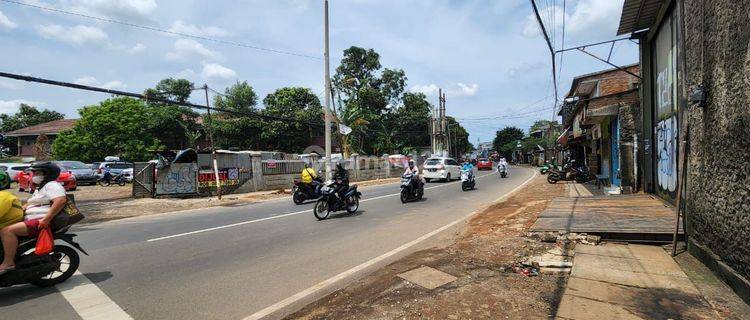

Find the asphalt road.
xmin=0 ymin=166 xmax=535 ymax=320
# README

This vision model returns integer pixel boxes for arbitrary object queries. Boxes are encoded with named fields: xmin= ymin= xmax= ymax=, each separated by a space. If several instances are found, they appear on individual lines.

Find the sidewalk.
xmin=557 ymin=243 xmax=719 ymax=319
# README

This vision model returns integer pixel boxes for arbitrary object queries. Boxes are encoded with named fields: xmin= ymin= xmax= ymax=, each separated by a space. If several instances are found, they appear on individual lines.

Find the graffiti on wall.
xmin=155 ymin=163 xmax=198 ymax=195
xmin=198 ymin=168 xmax=241 ymax=189
xmin=656 ymin=116 xmax=677 ymax=193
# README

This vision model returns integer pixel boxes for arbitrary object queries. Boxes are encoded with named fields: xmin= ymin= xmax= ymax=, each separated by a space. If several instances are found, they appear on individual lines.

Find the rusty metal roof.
xmin=617 ymin=0 xmax=667 ymax=35
xmin=2 ymin=119 xmax=77 ymax=137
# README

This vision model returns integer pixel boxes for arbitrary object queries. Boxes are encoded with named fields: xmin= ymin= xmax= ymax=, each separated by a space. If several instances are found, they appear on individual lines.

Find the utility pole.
xmin=204 ymin=85 xmax=222 ymax=200
xmin=530 ymin=0 xmax=558 ymax=114
xmin=323 ymin=0 xmax=332 ymax=179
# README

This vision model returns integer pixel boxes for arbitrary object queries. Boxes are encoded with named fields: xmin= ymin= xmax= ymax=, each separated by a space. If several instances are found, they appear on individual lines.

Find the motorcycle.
xmin=547 ymin=161 xmax=592 ymax=184
xmin=313 ymin=179 xmax=362 ymax=220
xmin=400 ymin=174 xmax=424 ymax=203
xmin=539 ymin=162 xmax=550 ymax=175
xmin=98 ymin=171 xmax=127 ymax=187
xmin=292 ymin=176 xmax=323 ymax=205
xmin=0 ymin=226 xmax=88 ymax=288
xmin=497 ymin=164 xmax=508 ymax=178
xmin=460 ymin=169 xmax=475 ymax=191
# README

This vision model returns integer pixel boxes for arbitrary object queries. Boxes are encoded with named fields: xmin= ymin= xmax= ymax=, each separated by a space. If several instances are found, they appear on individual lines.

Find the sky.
xmin=0 ymin=0 xmax=638 ymax=144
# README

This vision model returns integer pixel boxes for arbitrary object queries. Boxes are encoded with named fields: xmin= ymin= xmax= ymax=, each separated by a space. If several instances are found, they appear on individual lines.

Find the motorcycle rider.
xmin=403 ymin=159 xmax=424 ymax=188
xmin=332 ymin=162 xmax=350 ymax=199
xmin=0 ymin=162 xmax=67 ymax=275
xmin=498 ymin=157 xmax=509 ymax=175
xmin=461 ymin=159 xmax=475 ymax=179
xmin=0 ymin=171 xmax=23 ymax=230
xmin=299 ymin=162 xmax=318 ymax=195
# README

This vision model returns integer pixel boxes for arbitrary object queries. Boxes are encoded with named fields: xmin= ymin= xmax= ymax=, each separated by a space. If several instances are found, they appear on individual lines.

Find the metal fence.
xmin=261 ymin=159 xmax=306 ymax=175
xmin=132 ymin=162 xmax=155 ymax=198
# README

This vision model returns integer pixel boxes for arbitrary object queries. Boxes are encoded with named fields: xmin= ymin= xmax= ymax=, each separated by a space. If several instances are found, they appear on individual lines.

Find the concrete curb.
xmin=245 ymin=168 xmax=539 ymax=320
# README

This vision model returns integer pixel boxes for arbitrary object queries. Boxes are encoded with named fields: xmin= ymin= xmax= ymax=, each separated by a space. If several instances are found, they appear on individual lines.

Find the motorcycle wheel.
xmin=293 ymin=190 xmax=305 ymax=205
xmin=98 ymin=179 xmax=110 ymax=187
xmin=400 ymin=190 xmax=409 ymax=203
xmin=117 ymin=179 xmax=126 ymax=186
xmin=29 ymin=245 xmax=80 ymax=287
xmin=345 ymin=196 xmax=359 ymax=213
xmin=417 ymin=188 xmax=424 ymax=200
xmin=313 ymin=198 xmax=330 ymax=220
xmin=547 ymin=174 xmax=559 ymax=184
xmin=575 ymin=174 xmax=590 ymax=184
xmin=461 ymin=182 xmax=469 ymax=191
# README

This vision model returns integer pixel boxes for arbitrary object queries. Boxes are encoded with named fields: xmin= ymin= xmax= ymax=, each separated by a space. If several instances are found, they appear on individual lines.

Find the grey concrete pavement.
xmin=0 ymin=167 xmax=534 ymax=320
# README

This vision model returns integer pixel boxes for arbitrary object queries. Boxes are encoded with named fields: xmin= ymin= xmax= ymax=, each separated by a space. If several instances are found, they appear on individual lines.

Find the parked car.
xmin=95 ymin=162 xmax=134 ymax=182
xmin=421 ymin=157 xmax=461 ymax=182
xmin=54 ymin=161 xmax=97 ymax=185
xmin=476 ymin=158 xmax=493 ymax=170
xmin=0 ymin=163 xmax=30 ymax=182
xmin=17 ymin=165 xmax=77 ymax=192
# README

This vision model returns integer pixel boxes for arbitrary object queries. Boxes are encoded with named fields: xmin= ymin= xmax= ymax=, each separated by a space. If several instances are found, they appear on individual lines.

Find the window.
xmin=425 ymin=159 xmax=441 ymax=166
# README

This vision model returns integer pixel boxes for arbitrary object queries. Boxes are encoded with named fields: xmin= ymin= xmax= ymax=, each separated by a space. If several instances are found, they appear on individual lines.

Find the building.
xmin=558 ymin=65 xmax=641 ymax=193
xmin=617 ymin=0 xmax=750 ymax=303
xmin=2 ymin=119 xmax=77 ymax=159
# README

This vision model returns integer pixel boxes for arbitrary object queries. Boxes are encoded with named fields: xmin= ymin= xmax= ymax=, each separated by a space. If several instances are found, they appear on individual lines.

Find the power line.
xmin=0 ymin=0 xmax=321 ymax=60
xmin=530 ymin=0 xmax=559 ymax=113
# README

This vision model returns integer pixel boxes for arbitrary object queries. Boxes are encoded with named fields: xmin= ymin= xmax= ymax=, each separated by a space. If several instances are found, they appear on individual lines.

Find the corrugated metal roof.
xmin=617 ymin=0 xmax=666 ymax=35
xmin=2 ymin=119 xmax=77 ymax=137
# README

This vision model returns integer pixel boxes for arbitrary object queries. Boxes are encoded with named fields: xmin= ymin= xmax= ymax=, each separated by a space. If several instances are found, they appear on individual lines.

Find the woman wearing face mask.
xmin=0 ymin=161 xmax=67 ymax=275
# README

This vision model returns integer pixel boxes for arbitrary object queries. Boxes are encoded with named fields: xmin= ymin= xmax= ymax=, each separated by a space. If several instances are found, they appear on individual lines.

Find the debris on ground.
xmin=530 ymin=231 xmax=601 ymax=245
xmin=288 ymin=175 xmax=570 ymax=320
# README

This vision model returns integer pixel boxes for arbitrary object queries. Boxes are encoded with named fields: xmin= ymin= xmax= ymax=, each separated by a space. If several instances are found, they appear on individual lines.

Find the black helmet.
xmin=29 ymin=161 xmax=61 ymax=181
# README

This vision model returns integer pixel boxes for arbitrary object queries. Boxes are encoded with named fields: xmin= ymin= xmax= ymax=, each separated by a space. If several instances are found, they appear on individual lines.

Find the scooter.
xmin=400 ymin=174 xmax=424 ymax=203
xmin=539 ymin=162 xmax=550 ymax=174
xmin=0 ymin=226 xmax=88 ymax=288
xmin=313 ymin=179 xmax=362 ymax=220
xmin=460 ymin=169 xmax=475 ymax=191
xmin=292 ymin=176 xmax=323 ymax=205
xmin=547 ymin=160 xmax=592 ymax=184
xmin=98 ymin=171 xmax=127 ymax=187
xmin=497 ymin=164 xmax=508 ymax=178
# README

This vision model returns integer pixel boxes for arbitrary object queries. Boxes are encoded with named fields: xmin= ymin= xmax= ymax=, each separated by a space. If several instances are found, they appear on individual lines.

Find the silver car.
xmin=55 ymin=161 xmax=97 ymax=185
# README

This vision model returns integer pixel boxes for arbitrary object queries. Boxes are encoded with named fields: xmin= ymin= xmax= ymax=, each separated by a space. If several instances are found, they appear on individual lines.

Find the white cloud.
xmin=410 ymin=83 xmax=440 ymax=96
xmin=0 ymin=79 xmax=23 ymax=90
xmin=0 ymin=99 xmax=46 ymax=114
xmin=0 ymin=10 xmax=17 ymax=30
xmin=165 ymin=38 xmax=220 ymax=61
xmin=450 ymin=83 xmax=479 ymax=97
xmin=127 ymin=43 xmax=146 ymax=54
xmin=507 ymin=61 xmax=547 ymax=78
xmin=410 ymin=83 xmax=479 ymax=97
xmin=70 ymin=0 xmax=157 ymax=22
xmin=36 ymin=24 xmax=109 ymax=47
xmin=521 ymin=0 xmax=623 ymax=40
xmin=73 ymin=76 xmax=126 ymax=90
xmin=201 ymin=63 xmax=236 ymax=80
xmin=175 ymin=69 xmax=196 ymax=79
xmin=168 ymin=20 xmax=229 ymax=37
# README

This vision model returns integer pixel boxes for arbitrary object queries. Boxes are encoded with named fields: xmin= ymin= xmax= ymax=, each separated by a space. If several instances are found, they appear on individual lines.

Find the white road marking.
xmin=146 ymin=171 xmax=497 ymax=242
xmin=243 ymin=169 xmax=537 ymax=320
xmin=57 ymin=271 xmax=133 ymax=320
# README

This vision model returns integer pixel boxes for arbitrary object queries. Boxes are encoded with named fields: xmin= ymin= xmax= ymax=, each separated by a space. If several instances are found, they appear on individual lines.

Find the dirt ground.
xmin=287 ymin=175 xmax=570 ymax=320
xmin=9 ymin=177 xmax=401 ymax=224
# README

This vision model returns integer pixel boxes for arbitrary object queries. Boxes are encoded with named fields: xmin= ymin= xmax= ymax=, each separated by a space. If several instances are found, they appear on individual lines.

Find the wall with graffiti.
xmin=155 ymin=163 xmax=199 ymax=195
xmin=652 ymin=11 xmax=679 ymax=203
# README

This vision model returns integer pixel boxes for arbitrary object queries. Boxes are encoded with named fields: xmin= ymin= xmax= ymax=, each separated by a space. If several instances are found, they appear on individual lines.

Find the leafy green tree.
xmin=0 ymin=104 xmax=64 ymax=156
xmin=144 ymin=78 xmax=194 ymax=103
xmin=261 ymin=87 xmax=323 ymax=152
xmin=448 ymin=116 xmax=473 ymax=156
xmin=493 ymin=126 xmax=524 ymax=158
xmin=143 ymin=78 xmax=199 ymax=150
xmin=210 ymin=81 xmax=262 ymax=149
xmin=391 ymin=92 xmax=431 ymax=154
xmin=213 ymin=81 xmax=258 ymax=114
xmin=52 ymin=97 xmax=163 ymax=162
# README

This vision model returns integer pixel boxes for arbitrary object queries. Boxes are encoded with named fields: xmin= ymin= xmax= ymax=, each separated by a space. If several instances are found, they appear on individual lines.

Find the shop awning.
xmin=617 ymin=0 xmax=666 ymax=35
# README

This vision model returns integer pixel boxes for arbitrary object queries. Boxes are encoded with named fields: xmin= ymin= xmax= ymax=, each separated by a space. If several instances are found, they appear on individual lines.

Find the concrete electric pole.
xmin=323 ymin=0 xmax=332 ymax=179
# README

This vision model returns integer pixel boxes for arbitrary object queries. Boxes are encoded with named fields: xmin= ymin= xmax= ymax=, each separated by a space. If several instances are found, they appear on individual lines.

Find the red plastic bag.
xmin=35 ymin=227 xmax=54 ymax=256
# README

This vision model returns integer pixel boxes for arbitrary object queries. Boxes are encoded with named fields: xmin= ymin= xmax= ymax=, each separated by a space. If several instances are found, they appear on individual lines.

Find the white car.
xmin=0 ymin=163 xmax=30 ymax=182
xmin=421 ymin=157 xmax=462 ymax=182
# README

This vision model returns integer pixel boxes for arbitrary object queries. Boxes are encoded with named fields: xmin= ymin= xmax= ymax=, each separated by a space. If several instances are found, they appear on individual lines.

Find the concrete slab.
xmin=557 ymin=244 xmax=719 ymax=319
xmin=397 ymin=266 xmax=457 ymax=290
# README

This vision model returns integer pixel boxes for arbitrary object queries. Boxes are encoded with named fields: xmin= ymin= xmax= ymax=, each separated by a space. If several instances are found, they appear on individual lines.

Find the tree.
xmin=261 ymin=87 xmax=323 ymax=152
xmin=493 ymin=126 xmax=524 ymax=158
xmin=213 ymin=81 xmax=258 ymax=114
xmin=211 ymin=81 xmax=262 ymax=149
xmin=391 ymin=92 xmax=431 ymax=154
xmin=0 ymin=104 xmax=64 ymax=156
xmin=448 ymin=117 xmax=473 ymax=156
xmin=143 ymin=78 xmax=199 ymax=150
xmin=144 ymin=78 xmax=194 ymax=103
xmin=52 ymin=97 xmax=164 ymax=162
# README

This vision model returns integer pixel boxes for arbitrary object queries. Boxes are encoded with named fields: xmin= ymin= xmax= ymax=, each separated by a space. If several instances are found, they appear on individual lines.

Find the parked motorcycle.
xmin=460 ymin=169 xmax=475 ymax=191
xmin=98 ymin=171 xmax=126 ymax=187
xmin=497 ymin=164 xmax=508 ymax=178
xmin=400 ymin=174 xmax=424 ymax=203
xmin=313 ymin=179 xmax=362 ymax=220
xmin=539 ymin=162 xmax=550 ymax=175
xmin=0 ymin=226 xmax=87 ymax=288
xmin=547 ymin=160 xmax=592 ymax=184
xmin=292 ymin=177 xmax=323 ymax=205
